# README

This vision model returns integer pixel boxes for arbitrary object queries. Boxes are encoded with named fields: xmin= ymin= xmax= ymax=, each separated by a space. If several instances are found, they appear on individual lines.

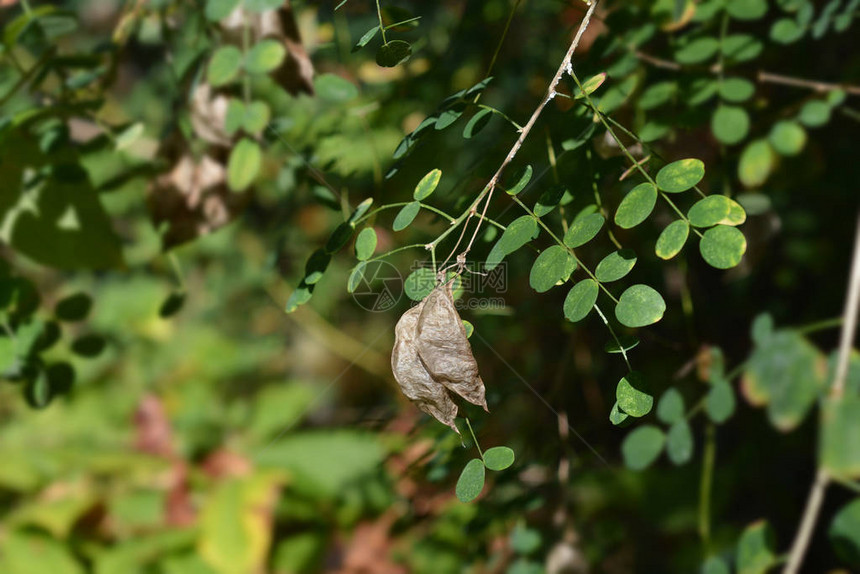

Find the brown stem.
xmin=439 ymin=0 xmax=599 ymax=268
xmin=783 ymin=209 xmax=860 ymax=574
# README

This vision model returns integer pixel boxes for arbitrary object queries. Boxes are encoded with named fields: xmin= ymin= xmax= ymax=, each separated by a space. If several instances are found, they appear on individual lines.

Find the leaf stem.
xmin=511 ymin=196 xmax=619 ymax=304
xmin=465 ymin=417 xmax=484 ymax=459
xmin=375 ymin=0 xmax=387 ymax=44
xmin=434 ymin=1 xmax=599 ymax=269
xmin=699 ymin=422 xmax=716 ymax=551
xmin=594 ymin=304 xmax=631 ymax=371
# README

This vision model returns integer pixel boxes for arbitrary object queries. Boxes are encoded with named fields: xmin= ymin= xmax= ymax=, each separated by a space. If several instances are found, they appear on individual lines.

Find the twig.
xmin=782 ymin=209 xmax=860 ymax=574
xmin=633 ymin=52 xmax=860 ymax=97
xmin=831 ymin=210 xmax=860 ymax=398
xmin=758 ymin=71 xmax=860 ymax=97
xmin=436 ymin=0 xmax=599 ymax=268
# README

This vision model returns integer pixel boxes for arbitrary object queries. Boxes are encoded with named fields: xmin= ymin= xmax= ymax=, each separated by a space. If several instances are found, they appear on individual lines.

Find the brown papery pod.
xmin=416 ymin=282 xmax=488 ymax=411
xmin=392 ymin=301 xmax=459 ymax=433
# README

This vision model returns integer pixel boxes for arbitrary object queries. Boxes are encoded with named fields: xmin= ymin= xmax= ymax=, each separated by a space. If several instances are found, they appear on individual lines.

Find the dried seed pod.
xmin=392 ymin=301 xmax=459 ymax=433
xmin=416 ymin=282 xmax=488 ymax=411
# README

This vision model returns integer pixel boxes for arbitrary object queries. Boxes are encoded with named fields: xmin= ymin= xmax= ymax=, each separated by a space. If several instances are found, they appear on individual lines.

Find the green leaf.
xmin=751 ymin=313 xmax=774 ymax=345
xmin=726 ymin=0 xmax=768 ymax=20
xmin=699 ymin=225 xmax=746 ymax=269
xmin=463 ymin=108 xmax=493 ymax=139
xmin=55 ymin=293 xmax=92 ymax=322
xmin=455 ymin=458 xmax=485 ymax=502
xmin=616 ymin=285 xmax=665 ymax=328
xmin=616 ymin=372 xmax=654 ymax=417
xmin=198 ymin=473 xmax=283 ymax=574
xmin=414 ymin=169 xmax=441 ymax=200
xmin=821 ymin=396 xmax=860 ymax=479
xmin=348 ymin=198 xmax=374 ymax=224
xmin=701 ymin=556 xmax=731 ymax=574
xmin=534 ymin=185 xmax=567 ymax=218
xmin=675 ymin=37 xmax=720 ymax=64
xmin=563 ymin=213 xmax=604 ymax=248
xmin=242 ymin=101 xmax=271 ymax=134
xmin=595 ymin=249 xmax=637 ymax=283
xmin=799 ymin=100 xmax=831 ymax=128
xmin=393 ymin=201 xmax=421 ymax=231
xmin=637 ymin=81 xmax=676 ymax=110
xmin=159 ymin=292 xmax=186 ymax=318
xmin=352 ymin=26 xmax=379 ymax=52
xmin=404 ymin=267 xmax=436 ymax=301
xmin=314 ymin=73 xmax=358 ymax=102
xmin=738 ymin=139 xmax=774 ymax=187
xmin=115 ymin=122 xmax=144 ymax=151
xmin=563 ymin=279 xmax=599 ymax=323
xmin=205 ymin=0 xmax=241 ymax=21
xmin=736 ymin=520 xmax=777 ymax=574
xmin=207 ymin=45 xmax=242 ymax=86
xmin=354 ymin=228 xmax=377 ymax=261
xmin=227 ymin=139 xmax=262 ymax=192
xmin=303 ymin=250 xmax=331 ymax=285
xmin=712 ymin=105 xmax=750 ymax=145
xmin=657 ymin=388 xmax=685 ymax=424
xmin=666 ymin=419 xmax=694 ymax=465
xmin=245 ymin=39 xmax=286 ymax=74
xmin=829 ymin=498 xmax=860 ymax=567
xmin=510 ymin=522 xmax=542 ymax=555
xmin=576 ymin=72 xmax=607 ymax=98
xmin=605 ymin=335 xmax=639 ymax=354
xmin=253 ymin=430 xmax=383 ymax=497
xmin=347 ymin=262 xmax=367 ymax=294
xmin=621 ymin=425 xmax=665 ymax=470
xmin=376 ymin=40 xmax=412 ymax=67
xmin=71 ymin=334 xmax=106 ymax=357
xmin=325 ymin=222 xmax=355 ymax=254
xmin=483 ymin=446 xmax=515 ymax=471
xmin=706 ymin=381 xmax=736 ymax=424
xmin=244 ymin=0 xmax=283 ymax=11
xmin=656 ymin=159 xmax=705 ymax=193
xmin=688 ymin=196 xmax=747 ymax=228
xmin=225 ymin=98 xmax=246 ymax=135
xmin=770 ymin=18 xmax=805 ymax=44
xmin=505 ymin=165 xmax=533 ymax=196
xmin=462 ymin=320 xmax=474 ymax=338
xmin=0 ymin=532 xmax=85 ymax=574
xmin=722 ymin=34 xmax=763 ymax=62
xmin=742 ymin=330 xmax=826 ymax=431
xmin=609 ymin=401 xmax=629 ymax=425
xmin=615 ymin=183 xmax=657 ymax=229
xmin=486 ymin=216 xmax=539 ymax=270
xmin=719 ymin=77 xmax=755 ymax=102
xmin=25 ymin=371 xmax=53 ymax=408
xmin=769 ymin=120 xmax=807 ymax=156
xmin=529 ymin=246 xmax=576 ymax=293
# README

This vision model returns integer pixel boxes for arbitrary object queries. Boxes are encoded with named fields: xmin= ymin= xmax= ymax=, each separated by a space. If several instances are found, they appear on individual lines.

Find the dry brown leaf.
xmin=220 ymin=1 xmax=314 ymax=96
xmin=392 ymin=301 xmax=459 ymax=433
xmin=148 ymin=148 xmax=248 ymax=249
xmin=416 ymin=283 xmax=488 ymax=411
xmin=190 ymin=84 xmax=231 ymax=147
xmin=391 ymin=281 xmax=488 ymax=432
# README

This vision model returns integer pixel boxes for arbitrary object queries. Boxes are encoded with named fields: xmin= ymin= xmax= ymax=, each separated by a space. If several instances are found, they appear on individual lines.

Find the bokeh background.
xmin=1 ymin=0 xmax=859 ymax=573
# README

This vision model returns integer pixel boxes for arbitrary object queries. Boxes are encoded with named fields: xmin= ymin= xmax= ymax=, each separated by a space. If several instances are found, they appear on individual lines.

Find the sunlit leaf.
xmin=615 ymin=183 xmax=657 ymax=229
xmin=563 ymin=279 xmax=598 ymax=322
xmin=699 ymin=225 xmax=746 ymax=269
xmin=615 ymin=285 xmax=665 ymax=328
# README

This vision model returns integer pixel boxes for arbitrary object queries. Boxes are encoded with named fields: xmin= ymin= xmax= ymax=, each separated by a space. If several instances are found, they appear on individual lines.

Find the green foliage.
xmin=455 ymin=458 xmax=485 ymax=503
xmin=1 ymin=0 xmax=858 ymax=571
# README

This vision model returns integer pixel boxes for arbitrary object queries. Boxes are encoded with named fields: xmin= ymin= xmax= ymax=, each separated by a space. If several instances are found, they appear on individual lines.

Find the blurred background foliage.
xmin=0 ymin=0 xmax=859 ymax=573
